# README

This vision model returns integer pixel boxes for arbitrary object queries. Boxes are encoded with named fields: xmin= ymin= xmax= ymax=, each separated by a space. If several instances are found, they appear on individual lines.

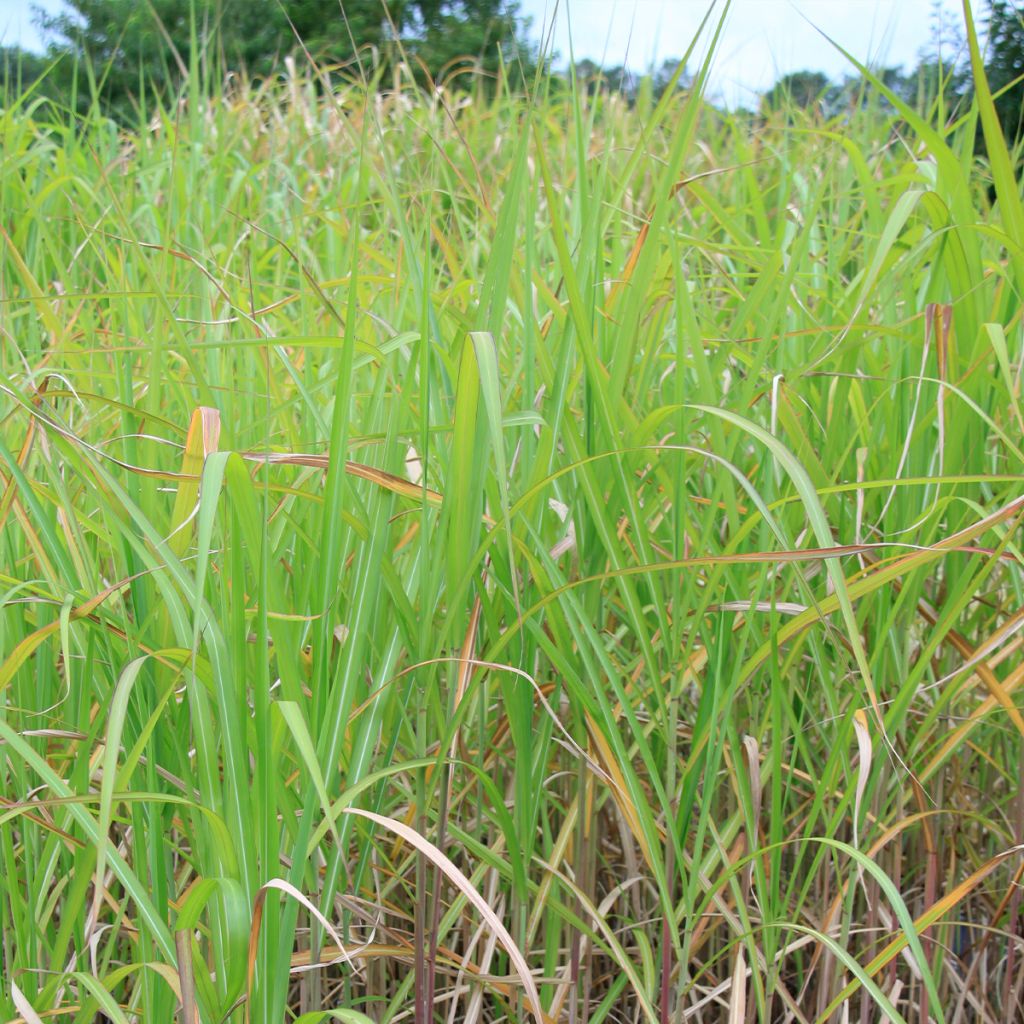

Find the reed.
xmin=1 ymin=6 xmax=1022 ymax=1020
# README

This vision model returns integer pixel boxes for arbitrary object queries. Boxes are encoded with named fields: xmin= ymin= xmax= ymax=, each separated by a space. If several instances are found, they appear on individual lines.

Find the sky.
xmin=520 ymin=0 xmax=963 ymax=106
xmin=1 ymin=0 xmax=963 ymax=107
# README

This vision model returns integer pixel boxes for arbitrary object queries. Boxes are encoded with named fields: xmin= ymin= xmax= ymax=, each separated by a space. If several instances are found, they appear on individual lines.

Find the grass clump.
xmin=2 ymin=12 xmax=1024 ymax=1023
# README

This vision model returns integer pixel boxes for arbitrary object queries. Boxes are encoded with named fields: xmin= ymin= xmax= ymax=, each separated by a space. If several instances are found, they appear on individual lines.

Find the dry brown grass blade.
xmin=0 ymin=577 xmax=133 ymax=696
xmin=950 ymin=855 xmax=1024 ymax=1023
xmin=0 ymin=226 xmax=64 ymax=343
xmin=452 ymin=599 xmax=483 ymax=739
xmin=10 ymin=981 xmax=46 ymax=1024
xmin=922 ymin=654 xmax=1024 ymax=782
xmin=605 ymin=220 xmax=650 ymax=314
xmin=174 ymin=930 xmax=199 ymax=1024
xmin=605 ymin=165 xmax=757 ymax=314
xmin=821 ymin=845 xmax=1024 ymax=1017
xmin=0 ymin=376 xmax=45 ymax=531
xmin=290 ymin=942 xmax=411 ymax=969
xmin=242 ymin=451 xmax=443 ymax=505
xmin=584 ymin=714 xmax=656 ymax=874
xmin=428 ymin=600 xmax=483 ymax=1019
xmin=738 ymin=493 xmax=1024 ymax=690
xmin=852 ymin=709 xmax=872 ymax=851
xmin=937 ymin=614 xmax=1024 ymax=729
xmin=430 ymin=220 xmax=465 ymax=282
xmin=684 ymin=833 xmax=747 ymax=960
xmin=0 ymin=378 xmax=195 ymax=485
xmin=911 ymin=775 xmax=940 ymax=1024
xmin=728 ymin=946 xmax=747 ymax=1024
xmin=169 ymin=407 xmax=221 ymax=558
xmin=0 ymin=795 xmax=85 ymax=849
xmin=809 ymin=807 xmax=948 ymax=993
xmin=741 ymin=735 xmax=762 ymax=897
xmin=289 ymin=939 xmax=543 ymax=999
xmin=888 ymin=565 xmax=1024 ymax=739
xmin=245 ymin=878 xmax=361 ymax=1024
xmin=0 ymin=377 xmax=61 ymax=579
xmin=342 ymin=808 xmax=546 ymax=1024
xmin=99 ymin=235 xmax=235 ymax=308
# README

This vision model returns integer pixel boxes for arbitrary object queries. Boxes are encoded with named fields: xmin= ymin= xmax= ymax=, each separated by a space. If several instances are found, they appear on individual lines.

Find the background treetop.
xmin=1 ymin=0 xmax=1022 ymax=141
xmin=27 ymin=0 xmax=533 ymax=113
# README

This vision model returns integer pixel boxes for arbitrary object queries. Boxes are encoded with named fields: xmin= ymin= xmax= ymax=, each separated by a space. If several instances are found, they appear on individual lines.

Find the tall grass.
xmin=2 ymin=8 xmax=1024 ymax=1022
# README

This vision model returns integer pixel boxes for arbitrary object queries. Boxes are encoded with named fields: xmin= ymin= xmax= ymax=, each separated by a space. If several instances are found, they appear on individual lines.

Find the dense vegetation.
xmin=2 ymin=3 xmax=1024 ymax=1022
xmin=2 ymin=0 xmax=536 ymax=115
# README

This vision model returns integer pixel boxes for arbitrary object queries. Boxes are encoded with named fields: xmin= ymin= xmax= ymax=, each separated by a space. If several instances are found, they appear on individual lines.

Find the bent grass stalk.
xmin=2 ymin=5 xmax=1024 ymax=1021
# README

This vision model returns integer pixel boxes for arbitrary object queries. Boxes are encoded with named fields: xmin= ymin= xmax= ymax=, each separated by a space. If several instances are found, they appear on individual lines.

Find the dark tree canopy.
xmin=984 ymin=0 xmax=1024 ymax=141
xmin=0 ymin=45 xmax=51 ymax=99
xmin=760 ymin=70 xmax=830 ymax=114
xmin=32 ymin=0 xmax=532 ymax=114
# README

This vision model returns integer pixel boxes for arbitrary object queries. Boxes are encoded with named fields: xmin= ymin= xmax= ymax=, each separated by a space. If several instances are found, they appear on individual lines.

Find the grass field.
xmin=2 ymin=6 xmax=1024 ymax=1023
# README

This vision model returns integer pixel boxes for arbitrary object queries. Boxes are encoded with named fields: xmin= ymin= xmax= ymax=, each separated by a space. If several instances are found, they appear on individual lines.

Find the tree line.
xmin=0 ymin=0 xmax=1022 ymax=140
xmin=1 ymin=0 xmax=536 ymax=114
xmin=759 ymin=2 xmax=1020 ymax=132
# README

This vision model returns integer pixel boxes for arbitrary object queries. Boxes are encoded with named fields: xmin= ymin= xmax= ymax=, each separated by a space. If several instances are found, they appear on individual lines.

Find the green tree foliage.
xmin=758 ymin=3 xmax=971 ymax=126
xmin=0 ymin=46 xmax=51 ymax=102
xmin=35 ymin=0 xmax=532 ymax=115
xmin=984 ymin=0 xmax=1024 ymax=141
xmin=759 ymin=69 xmax=830 ymax=114
xmin=568 ymin=58 xmax=688 ymax=104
